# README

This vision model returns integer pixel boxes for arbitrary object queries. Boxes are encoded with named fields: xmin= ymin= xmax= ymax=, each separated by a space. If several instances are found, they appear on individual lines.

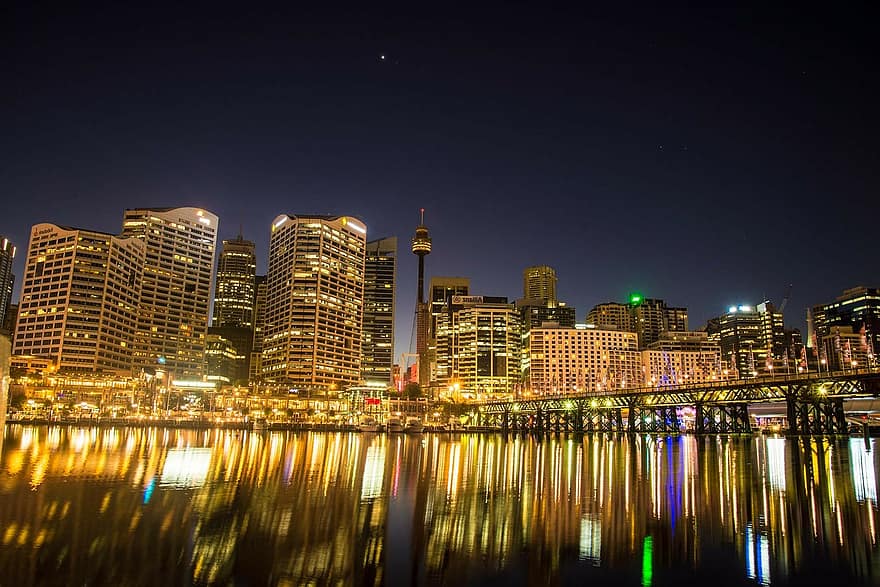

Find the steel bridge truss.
xmin=468 ymin=371 xmax=880 ymax=435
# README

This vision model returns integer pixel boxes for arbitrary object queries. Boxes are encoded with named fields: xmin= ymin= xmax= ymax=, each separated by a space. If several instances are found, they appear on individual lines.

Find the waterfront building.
xmin=715 ymin=301 xmax=785 ymax=378
xmin=820 ymin=325 xmax=871 ymax=371
xmin=435 ymin=297 xmax=521 ymax=398
xmin=262 ymin=214 xmax=367 ymax=391
xmin=0 ymin=236 xmax=15 ymax=330
xmin=586 ymin=302 xmax=633 ymax=331
xmin=810 ymin=287 xmax=880 ymax=366
xmin=362 ymin=236 xmax=397 ymax=384
xmin=516 ymin=296 xmax=576 ymax=383
xmin=641 ymin=331 xmax=722 ymax=385
xmin=122 ymin=207 xmax=219 ymax=379
xmin=13 ymin=223 xmax=145 ymax=374
xmin=205 ymin=332 xmax=239 ymax=384
xmin=528 ymin=323 xmax=641 ymax=394
xmin=523 ymin=265 xmax=557 ymax=303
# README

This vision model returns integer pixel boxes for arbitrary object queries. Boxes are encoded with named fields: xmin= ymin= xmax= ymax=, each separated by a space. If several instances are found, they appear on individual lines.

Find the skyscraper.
xmin=362 ymin=236 xmax=397 ymax=384
xmin=263 ymin=214 xmax=367 ymax=390
xmin=249 ymin=275 xmax=267 ymax=383
xmin=810 ymin=287 xmax=880 ymax=365
xmin=435 ymin=296 xmax=521 ymax=397
xmin=122 ymin=207 xmax=219 ymax=379
xmin=208 ymin=234 xmax=256 ymax=385
xmin=716 ymin=302 xmax=785 ymax=377
xmin=13 ymin=223 xmax=144 ymax=374
xmin=0 ymin=236 xmax=15 ymax=331
xmin=212 ymin=235 xmax=256 ymax=327
xmin=523 ymin=265 xmax=557 ymax=303
xmin=586 ymin=295 xmax=688 ymax=349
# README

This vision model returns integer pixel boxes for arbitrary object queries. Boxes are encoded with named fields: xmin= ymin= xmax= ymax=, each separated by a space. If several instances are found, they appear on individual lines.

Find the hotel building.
xmin=528 ymin=324 xmax=641 ymax=394
xmin=13 ymin=223 xmax=145 ymax=374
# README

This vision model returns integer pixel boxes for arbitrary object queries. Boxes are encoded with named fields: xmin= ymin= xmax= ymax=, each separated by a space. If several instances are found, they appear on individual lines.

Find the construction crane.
xmin=779 ymin=283 xmax=793 ymax=313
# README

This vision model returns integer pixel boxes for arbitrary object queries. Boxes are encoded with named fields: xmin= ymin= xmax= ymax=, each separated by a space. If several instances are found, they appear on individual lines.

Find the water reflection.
xmin=0 ymin=426 xmax=878 ymax=585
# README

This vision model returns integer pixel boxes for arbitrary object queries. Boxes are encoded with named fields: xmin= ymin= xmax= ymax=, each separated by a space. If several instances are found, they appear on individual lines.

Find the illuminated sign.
xmin=452 ymin=295 xmax=484 ymax=304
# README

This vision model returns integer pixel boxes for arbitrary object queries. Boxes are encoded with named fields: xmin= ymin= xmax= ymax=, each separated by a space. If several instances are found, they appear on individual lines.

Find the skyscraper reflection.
xmin=0 ymin=426 xmax=878 ymax=585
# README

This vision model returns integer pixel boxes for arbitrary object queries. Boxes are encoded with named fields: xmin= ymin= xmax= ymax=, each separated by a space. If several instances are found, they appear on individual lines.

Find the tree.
xmin=403 ymin=382 xmax=422 ymax=399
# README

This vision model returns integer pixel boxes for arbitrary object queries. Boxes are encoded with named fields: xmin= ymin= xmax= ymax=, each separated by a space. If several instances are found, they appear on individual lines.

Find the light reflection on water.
xmin=0 ymin=426 xmax=879 ymax=586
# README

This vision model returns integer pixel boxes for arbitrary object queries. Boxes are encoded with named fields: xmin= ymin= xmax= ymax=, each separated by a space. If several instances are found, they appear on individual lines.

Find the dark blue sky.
xmin=3 ymin=3 xmax=878 ymax=356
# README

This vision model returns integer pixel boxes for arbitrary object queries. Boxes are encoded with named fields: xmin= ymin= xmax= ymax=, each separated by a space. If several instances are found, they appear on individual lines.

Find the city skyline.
xmin=3 ymin=4 xmax=879 ymax=362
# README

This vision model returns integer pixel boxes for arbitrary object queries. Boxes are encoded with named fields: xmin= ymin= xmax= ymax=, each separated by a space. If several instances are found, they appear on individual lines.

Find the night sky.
xmin=3 ymin=3 xmax=878 ymax=356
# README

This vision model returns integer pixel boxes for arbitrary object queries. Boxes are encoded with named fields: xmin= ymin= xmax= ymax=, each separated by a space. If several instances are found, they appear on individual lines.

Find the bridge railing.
xmin=463 ymin=366 xmax=880 ymax=406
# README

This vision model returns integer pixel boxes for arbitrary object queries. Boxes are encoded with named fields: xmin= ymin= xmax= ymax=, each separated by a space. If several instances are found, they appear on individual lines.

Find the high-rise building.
xmin=205 ymin=332 xmax=239 ymax=384
xmin=435 ymin=297 xmax=521 ymax=397
xmin=362 ymin=236 xmax=397 ymax=384
xmin=0 ymin=236 xmax=15 ymax=331
xmin=209 ymin=234 xmax=256 ymax=385
xmin=585 ymin=302 xmax=633 ymax=331
xmin=13 ymin=223 xmax=144 ymax=374
xmin=810 ymin=287 xmax=880 ymax=366
xmin=429 ymin=277 xmax=470 ymax=338
xmin=249 ymin=275 xmax=267 ymax=383
xmin=529 ymin=324 xmax=641 ymax=394
xmin=122 ymin=207 xmax=219 ymax=379
xmin=586 ymin=296 xmax=687 ymax=349
xmin=516 ymin=298 xmax=577 ymax=383
xmin=212 ymin=235 xmax=256 ymax=327
xmin=523 ymin=265 xmax=557 ymax=303
xmin=262 ymin=214 xmax=367 ymax=390
xmin=715 ymin=302 xmax=785 ymax=378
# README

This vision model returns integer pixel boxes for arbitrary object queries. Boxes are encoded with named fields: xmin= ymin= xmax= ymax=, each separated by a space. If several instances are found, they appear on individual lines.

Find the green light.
xmin=629 ymin=293 xmax=644 ymax=305
xmin=642 ymin=536 xmax=653 ymax=586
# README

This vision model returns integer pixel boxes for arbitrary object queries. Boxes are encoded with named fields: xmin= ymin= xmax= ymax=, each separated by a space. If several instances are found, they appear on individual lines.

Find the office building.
xmin=715 ymin=302 xmax=785 ymax=378
xmin=249 ymin=275 xmax=267 ymax=383
xmin=586 ymin=295 xmax=688 ymax=348
xmin=427 ymin=277 xmax=470 ymax=387
xmin=435 ymin=297 xmax=521 ymax=397
xmin=819 ymin=325 xmax=871 ymax=371
xmin=362 ymin=236 xmax=397 ymax=384
xmin=13 ymin=223 xmax=144 ymax=374
xmin=205 ymin=332 xmax=239 ymax=384
xmin=209 ymin=234 xmax=256 ymax=384
xmin=523 ymin=265 xmax=557 ymax=303
xmin=642 ymin=331 xmax=722 ymax=385
xmin=0 ymin=236 xmax=15 ymax=330
xmin=810 ymin=287 xmax=880 ymax=365
xmin=262 ymin=214 xmax=367 ymax=390
xmin=212 ymin=234 xmax=256 ymax=327
xmin=529 ymin=324 xmax=641 ymax=394
xmin=122 ymin=207 xmax=219 ymax=379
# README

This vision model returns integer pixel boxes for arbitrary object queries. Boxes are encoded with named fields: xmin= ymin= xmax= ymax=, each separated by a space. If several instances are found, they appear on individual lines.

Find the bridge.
xmin=462 ymin=368 xmax=880 ymax=435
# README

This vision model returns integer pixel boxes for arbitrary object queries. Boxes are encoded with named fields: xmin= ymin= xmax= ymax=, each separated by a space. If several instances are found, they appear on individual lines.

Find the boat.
xmin=386 ymin=416 xmax=404 ymax=433
xmin=404 ymin=417 xmax=424 ymax=433
xmin=359 ymin=416 xmax=379 ymax=433
xmin=252 ymin=417 xmax=268 ymax=432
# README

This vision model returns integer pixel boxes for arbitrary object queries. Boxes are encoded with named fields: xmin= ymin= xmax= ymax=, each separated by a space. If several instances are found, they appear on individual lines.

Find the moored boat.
xmin=404 ymin=417 xmax=424 ymax=433
xmin=359 ymin=416 xmax=379 ymax=433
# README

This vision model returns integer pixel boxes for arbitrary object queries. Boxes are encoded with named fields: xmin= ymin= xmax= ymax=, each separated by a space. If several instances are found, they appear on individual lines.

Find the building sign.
xmin=452 ymin=295 xmax=484 ymax=304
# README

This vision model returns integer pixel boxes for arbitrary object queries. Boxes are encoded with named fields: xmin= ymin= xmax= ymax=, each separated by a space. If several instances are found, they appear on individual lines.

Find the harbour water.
xmin=0 ymin=425 xmax=878 ymax=585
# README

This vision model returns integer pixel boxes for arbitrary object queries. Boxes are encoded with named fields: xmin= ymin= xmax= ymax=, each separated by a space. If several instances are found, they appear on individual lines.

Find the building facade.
xmin=529 ymin=324 xmax=641 ymax=394
xmin=210 ymin=234 xmax=256 ymax=384
xmin=523 ymin=265 xmax=557 ymax=303
xmin=716 ymin=302 xmax=785 ymax=378
xmin=249 ymin=275 xmax=267 ymax=383
xmin=0 ymin=236 xmax=15 ymax=331
xmin=122 ymin=207 xmax=219 ymax=379
xmin=810 ymin=287 xmax=880 ymax=367
xmin=361 ymin=236 xmax=397 ymax=384
xmin=13 ymin=223 xmax=144 ymax=374
xmin=262 ymin=214 xmax=367 ymax=391
xmin=642 ymin=331 xmax=722 ymax=386
xmin=586 ymin=296 xmax=688 ymax=349
xmin=435 ymin=298 xmax=521 ymax=397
